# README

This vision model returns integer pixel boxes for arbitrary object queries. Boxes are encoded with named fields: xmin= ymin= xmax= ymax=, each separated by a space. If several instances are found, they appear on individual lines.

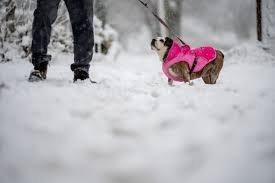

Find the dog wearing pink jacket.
xmin=151 ymin=37 xmax=224 ymax=85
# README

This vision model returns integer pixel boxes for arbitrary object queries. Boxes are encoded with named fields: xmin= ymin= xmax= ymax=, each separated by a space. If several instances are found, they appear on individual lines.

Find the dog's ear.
xmin=164 ymin=37 xmax=173 ymax=48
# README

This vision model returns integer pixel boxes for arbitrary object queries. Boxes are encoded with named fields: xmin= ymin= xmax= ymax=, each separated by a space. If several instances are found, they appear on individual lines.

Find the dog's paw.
xmin=188 ymin=81 xmax=194 ymax=86
xmin=168 ymin=79 xmax=173 ymax=86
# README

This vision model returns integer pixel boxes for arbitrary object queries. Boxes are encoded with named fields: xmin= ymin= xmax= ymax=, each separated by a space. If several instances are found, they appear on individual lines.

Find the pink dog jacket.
xmin=163 ymin=41 xmax=217 ymax=82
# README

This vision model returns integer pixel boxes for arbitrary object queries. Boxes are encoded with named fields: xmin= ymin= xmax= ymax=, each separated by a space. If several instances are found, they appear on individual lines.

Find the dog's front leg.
xmin=179 ymin=63 xmax=193 ymax=85
xmin=183 ymin=73 xmax=194 ymax=86
xmin=182 ymin=70 xmax=192 ymax=85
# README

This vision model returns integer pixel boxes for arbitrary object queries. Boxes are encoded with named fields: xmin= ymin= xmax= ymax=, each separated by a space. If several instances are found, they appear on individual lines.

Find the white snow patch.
xmin=0 ymin=43 xmax=275 ymax=183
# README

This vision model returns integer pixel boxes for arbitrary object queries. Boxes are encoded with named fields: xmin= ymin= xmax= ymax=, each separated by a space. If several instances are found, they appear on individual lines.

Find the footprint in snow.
xmin=151 ymin=91 xmax=159 ymax=98
xmin=259 ymin=91 xmax=269 ymax=98
xmin=180 ymin=143 xmax=207 ymax=175
xmin=70 ymin=109 xmax=92 ymax=119
xmin=0 ymin=82 xmax=9 ymax=94
xmin=224 ymin=87 xmax=238 ymax=94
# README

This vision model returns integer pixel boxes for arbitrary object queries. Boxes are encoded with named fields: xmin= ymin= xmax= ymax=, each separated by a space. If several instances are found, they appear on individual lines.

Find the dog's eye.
xmin=160 ymin=39 xmax=164 ymax=43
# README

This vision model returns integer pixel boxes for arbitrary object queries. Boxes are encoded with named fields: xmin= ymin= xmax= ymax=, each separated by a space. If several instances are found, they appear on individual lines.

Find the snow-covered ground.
xmin=0 ymin=44 xmax=275 ymax=183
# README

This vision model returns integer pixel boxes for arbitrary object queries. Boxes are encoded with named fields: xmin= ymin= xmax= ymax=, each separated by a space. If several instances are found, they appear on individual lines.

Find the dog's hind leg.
xmin=203 ymin=68 xmax=221 ymax=84
xmin=210 ymin=73 xmax=218 ymax=84
xmin=211 ymin=68 xmax=222 ymax=84
xmin=201 ymin=65 xmax=214 ymax=84
xmin=211 ymin=54 xmax=224 ymax=84
xmin=202 ymin=75 xmax=213 ymax=84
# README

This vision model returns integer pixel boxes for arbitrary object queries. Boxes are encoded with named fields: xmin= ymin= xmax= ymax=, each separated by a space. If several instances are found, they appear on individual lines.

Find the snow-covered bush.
xmin=0 ymin=0 xmax=35 ymax=61
xmin=226 ymin=43 xmax=275 ymax=65
xmin=93 ymin=16 xmax=121 ymax=60
xmin=0 ymin=0 xmax=17 ymax=62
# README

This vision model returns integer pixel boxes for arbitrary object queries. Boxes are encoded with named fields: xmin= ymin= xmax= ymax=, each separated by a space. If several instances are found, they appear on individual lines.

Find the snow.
xmin=0 ymin=44 xmax=275 ymax=183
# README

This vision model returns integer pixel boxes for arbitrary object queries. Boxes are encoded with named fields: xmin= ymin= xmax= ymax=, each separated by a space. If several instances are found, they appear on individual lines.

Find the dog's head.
xmin=151 ymin=37 xmax=173 ymax=62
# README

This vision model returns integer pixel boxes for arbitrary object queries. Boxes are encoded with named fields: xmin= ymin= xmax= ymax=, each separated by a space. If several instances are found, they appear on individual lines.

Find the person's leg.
xmin=64 ymin=0 xmax=94 ymax=78
xmin=31 ymin=0 xmax=61 ymax=69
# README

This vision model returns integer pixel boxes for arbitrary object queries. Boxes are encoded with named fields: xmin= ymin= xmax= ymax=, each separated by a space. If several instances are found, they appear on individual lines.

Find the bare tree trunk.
xmin=158 ymin=0 xmax=167 ymax=36
xmin=144 ymin=0 xmax=183 ymax=38
xmin=164 ymin=0 xmax=182 ymax=38
xmin=155 ymin=0 xmax=183 ymax=38
xmin=256 ymin=0 xmax=262 ymax=41
xmin=261 ymin=0 xmax=275 ymax=55
xmin=144 ymin=0 xmax=161 ymax=37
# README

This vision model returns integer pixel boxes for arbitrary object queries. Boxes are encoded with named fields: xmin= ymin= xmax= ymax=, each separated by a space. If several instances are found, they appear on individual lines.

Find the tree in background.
xmin=144 ymin=0 xmax=161 ymax=37
xmin=143 ymin=0 xmax=183 ymax=38
xmin=256 ymin=0 xmax=262 ymax=41
xmin=0 ymin=0 xmax=17 ymax=62
xmin=256 ymin=0 xmax=275 ymax=55
xmin=3 ymin=0 xmax=16 ymax=39
xmin=261 ymin=0 xmax=275 ymax=55
xmin=158 ymin=0 xmax=166 ymax=36
xmin=232 ymin=0 xmax=255 ymax=40
xmin=164 ymin=0 xmax=182 ymax=38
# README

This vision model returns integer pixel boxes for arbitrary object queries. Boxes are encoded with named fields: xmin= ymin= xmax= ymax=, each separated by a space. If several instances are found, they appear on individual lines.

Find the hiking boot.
xmin=73 ymin=69 xmax=89 ymax=82
xmin=28 ymin=62 xmax=48 ymax=82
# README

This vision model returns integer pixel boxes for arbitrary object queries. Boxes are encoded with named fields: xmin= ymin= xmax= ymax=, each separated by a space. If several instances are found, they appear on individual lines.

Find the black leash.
xmin=137 ymin=0 xmax=186 ymax=45
xmin=189 ymin=55 xmax=198 ymax=74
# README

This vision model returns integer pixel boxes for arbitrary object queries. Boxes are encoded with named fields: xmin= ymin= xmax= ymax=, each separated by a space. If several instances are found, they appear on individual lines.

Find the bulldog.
xmin=151 ymin=37 xmax=224 ymax=85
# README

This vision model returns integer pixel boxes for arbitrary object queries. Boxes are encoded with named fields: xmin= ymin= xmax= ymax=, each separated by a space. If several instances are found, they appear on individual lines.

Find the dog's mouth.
xmin=151 ymin=45 xmax=160 ymax=51
xmin=151 ymin=39 xmax=160 ymax=51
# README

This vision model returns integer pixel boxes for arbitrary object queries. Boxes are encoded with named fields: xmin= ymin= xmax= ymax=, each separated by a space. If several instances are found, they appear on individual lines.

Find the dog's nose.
xmin=151 ymin=39 xmax=156 ymax=46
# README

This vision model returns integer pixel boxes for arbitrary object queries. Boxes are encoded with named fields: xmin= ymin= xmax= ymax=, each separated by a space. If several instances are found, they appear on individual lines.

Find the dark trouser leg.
xmin=31 ymin=0 xmax=61 ymax=68
xmin=65 ymin=0 xmax=94 ymax=73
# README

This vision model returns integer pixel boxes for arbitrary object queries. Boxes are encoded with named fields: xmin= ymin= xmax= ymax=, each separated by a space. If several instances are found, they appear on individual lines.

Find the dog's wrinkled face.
xmin=151 ymin=37 xmax=173 ymax=62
